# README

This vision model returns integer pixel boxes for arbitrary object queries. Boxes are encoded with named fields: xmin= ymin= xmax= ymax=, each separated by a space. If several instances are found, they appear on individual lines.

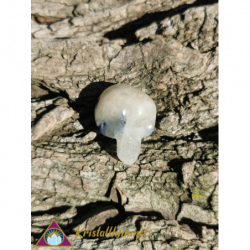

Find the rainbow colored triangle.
xmin=35 ymin=220 xmax=73 ymax=247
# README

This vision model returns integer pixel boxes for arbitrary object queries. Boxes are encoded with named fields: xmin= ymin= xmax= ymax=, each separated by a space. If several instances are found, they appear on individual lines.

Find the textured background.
xmin=31 ymin=0 xmax=218 ymax=249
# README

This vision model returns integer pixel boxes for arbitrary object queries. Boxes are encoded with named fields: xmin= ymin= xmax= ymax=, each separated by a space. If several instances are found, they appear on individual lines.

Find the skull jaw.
xmin=116 ymin=133 xmax=141 ymax=165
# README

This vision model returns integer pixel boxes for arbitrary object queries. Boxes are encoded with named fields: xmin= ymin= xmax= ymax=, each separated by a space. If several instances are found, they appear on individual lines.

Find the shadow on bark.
xmin=75 ymin=81 xmax=115 ymax=127
xmin=198 ymin=125 xmax=218 ymax=144
xmin=104 ymin=0 xmax=218 ymax=47
xmin=179 ymin=217 xmax=218 ymax=236
xmin=74 ymin=81 xmax=120 ymax=160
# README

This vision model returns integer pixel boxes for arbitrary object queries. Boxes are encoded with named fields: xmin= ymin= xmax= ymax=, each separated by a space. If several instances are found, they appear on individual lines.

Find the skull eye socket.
xmin=99 ymin=121 xmax=106 ymax=128
xmin=122 ymin=120 xmax=125 ymax=126
xmin=121 ymin=115 xmax=126 ymax=127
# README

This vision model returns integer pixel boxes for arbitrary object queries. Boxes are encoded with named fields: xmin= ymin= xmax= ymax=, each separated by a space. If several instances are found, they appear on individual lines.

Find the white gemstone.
xmin=95 ymin=84 xmax=156 ymax=165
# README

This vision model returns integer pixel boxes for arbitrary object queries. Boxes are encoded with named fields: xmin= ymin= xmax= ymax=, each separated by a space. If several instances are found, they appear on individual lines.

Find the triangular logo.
xmin=35 ymin=220 xmax=73 ymax=247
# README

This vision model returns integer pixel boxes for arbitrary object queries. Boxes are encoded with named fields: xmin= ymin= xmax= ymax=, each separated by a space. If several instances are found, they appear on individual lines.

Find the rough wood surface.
xmin=31 ymin=0 xmax=218 ymax=249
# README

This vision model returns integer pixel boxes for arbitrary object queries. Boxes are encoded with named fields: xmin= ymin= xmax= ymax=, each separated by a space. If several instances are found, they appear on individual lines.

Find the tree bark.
xmin=31 ymin=0 xmax=218 ymax=248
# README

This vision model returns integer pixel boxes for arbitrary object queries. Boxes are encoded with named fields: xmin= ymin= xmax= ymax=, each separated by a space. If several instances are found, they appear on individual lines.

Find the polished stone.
xmin=95 ymin=84 xmax=156 ymax=165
